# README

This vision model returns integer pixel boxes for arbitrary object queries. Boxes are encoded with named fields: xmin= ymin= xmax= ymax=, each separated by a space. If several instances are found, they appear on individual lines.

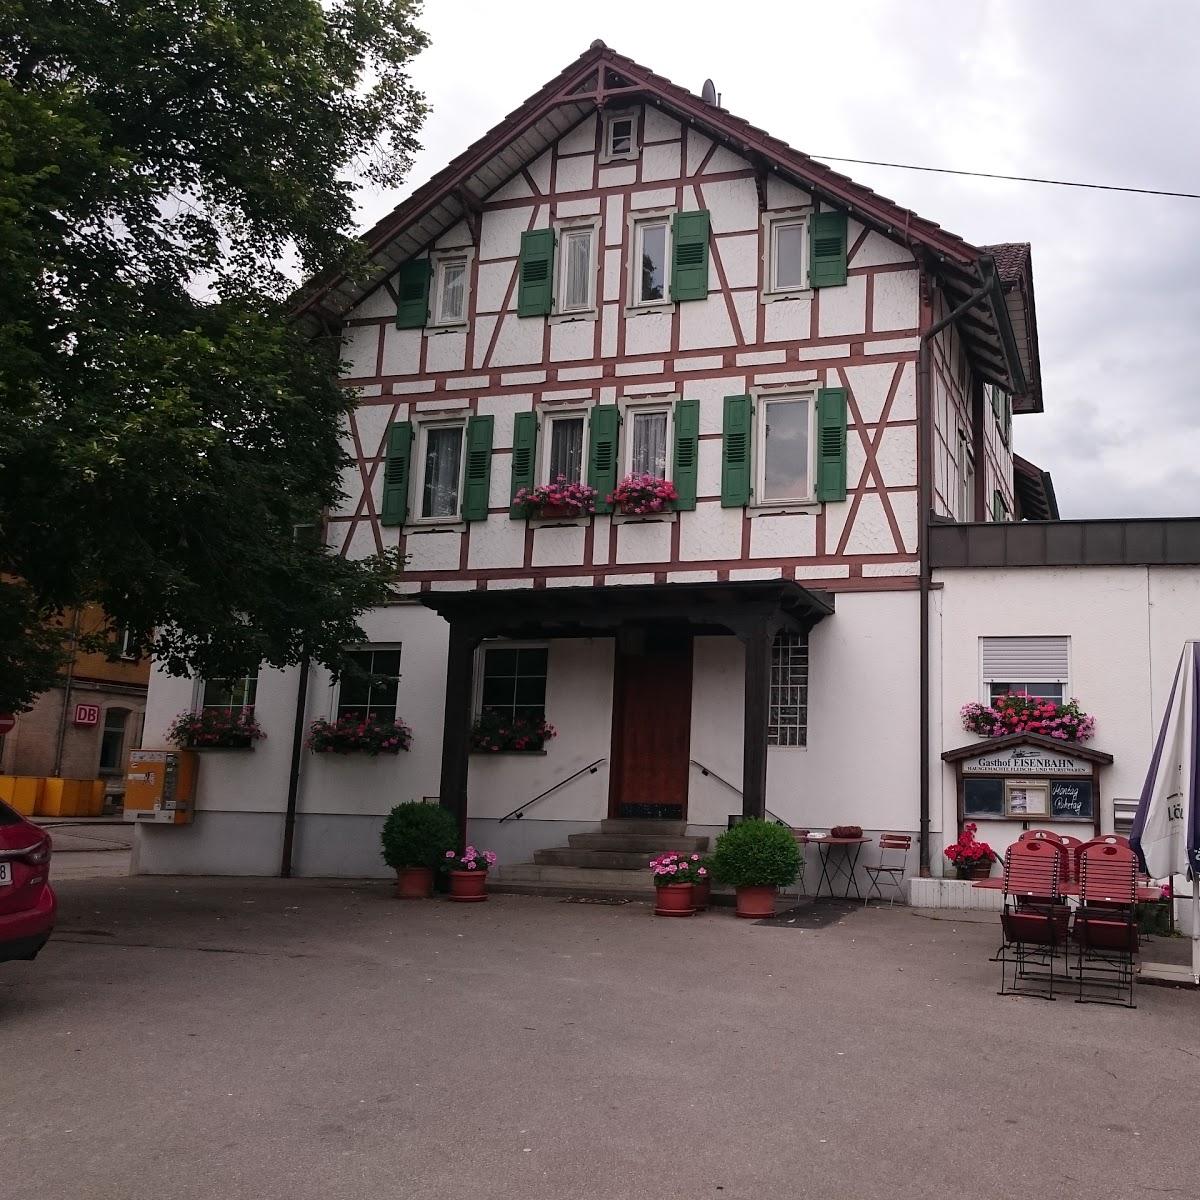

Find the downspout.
xmin=916 ymin=260 xmax=996 ymax=874
xmin=278 ymin=653 xmax=310 ymax=878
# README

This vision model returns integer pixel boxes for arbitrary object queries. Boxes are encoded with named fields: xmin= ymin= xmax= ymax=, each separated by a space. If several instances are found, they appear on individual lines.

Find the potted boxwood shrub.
xmin=711 ymin=819 xmax=801 ymax=918
xmin=381 ymin=802 xmax=459 ymax=898
xmin=442 ymin=845 xmax=498 ymax=902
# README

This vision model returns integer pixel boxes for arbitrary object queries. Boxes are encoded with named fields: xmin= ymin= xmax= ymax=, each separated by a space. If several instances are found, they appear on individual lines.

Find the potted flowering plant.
xmin=649 ymin=852 xmax=707 ymax=917
xmin=960 ymin=695 xmax=1096 ymax=743
xmin=512 ymin=476 xmax=597 ymax=520
xmin=381 ymin=801 xmax=458 ymax=898
xmin=710 ymin=820 xmax=801 ymax=918
xmin=167 ymin=708 xmax=265 ymax=750
xmin=307 ymin=713 xmax=413 ymax=756
xmin=442 ymin=845 xmax=498 ymax=902
xmin=470 ymin=711 xmax=557 ymax=753
xmin=943 ymin=822 xmax=997 ymax=879
xmin=608 ymin=473 xmax=679 ymax=516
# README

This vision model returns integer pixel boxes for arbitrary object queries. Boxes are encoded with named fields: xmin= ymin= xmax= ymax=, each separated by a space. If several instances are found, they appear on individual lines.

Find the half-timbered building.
xmin=138 ymin=43 xmax=1054 ymax=883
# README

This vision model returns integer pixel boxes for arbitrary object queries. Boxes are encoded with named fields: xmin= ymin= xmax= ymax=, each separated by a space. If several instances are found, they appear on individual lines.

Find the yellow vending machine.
xmin=123 ymin=751 xmax=199 ymax=824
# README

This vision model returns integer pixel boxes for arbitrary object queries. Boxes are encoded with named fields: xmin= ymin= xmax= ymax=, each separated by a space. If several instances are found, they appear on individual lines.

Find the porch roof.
xmin=416 ymin=579 xmax=834 ymax=639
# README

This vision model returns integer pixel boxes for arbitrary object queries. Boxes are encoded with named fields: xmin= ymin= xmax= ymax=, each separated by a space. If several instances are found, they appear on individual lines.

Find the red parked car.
xmin=0 ymin=799 xmax=56 ymax=962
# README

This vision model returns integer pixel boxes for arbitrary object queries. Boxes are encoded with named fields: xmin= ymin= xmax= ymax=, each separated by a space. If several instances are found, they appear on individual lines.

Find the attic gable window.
xmin=763 ymin=210 xmax=811 ymax=299
xmin=428 ymin=249 xmax=472 ymax=329
xmin=601 ymin=110 xmax=638 ymax=162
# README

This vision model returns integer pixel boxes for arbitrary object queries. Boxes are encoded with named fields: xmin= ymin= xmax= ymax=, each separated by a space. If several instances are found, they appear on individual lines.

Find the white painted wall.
xmin=933 ymin=564 xmax=1200 ymax=870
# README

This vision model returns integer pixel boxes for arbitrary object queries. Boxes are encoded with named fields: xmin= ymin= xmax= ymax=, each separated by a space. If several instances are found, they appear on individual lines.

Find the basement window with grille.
xmin=769 ymin=631 xmax=809 ymax=747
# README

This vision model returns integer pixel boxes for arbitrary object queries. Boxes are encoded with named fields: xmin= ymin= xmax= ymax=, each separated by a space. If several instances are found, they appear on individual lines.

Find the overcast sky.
xmin=355 ymin=0 xmax=1200 ymax=520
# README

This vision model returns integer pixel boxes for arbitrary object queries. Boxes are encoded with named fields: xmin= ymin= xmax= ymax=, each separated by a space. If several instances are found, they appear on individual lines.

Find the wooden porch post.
xmin=740 ymin=617 xmax=773 ymax=820
xmin=438 ymin=623 xmax=481 ymax=844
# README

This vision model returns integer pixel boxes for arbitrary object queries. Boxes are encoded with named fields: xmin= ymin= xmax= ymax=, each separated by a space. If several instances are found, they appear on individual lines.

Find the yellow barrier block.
xmin=4 ymin=776 xmax=44 ymax=817
xmin=87 ymin=778 xmax=106 ymax=817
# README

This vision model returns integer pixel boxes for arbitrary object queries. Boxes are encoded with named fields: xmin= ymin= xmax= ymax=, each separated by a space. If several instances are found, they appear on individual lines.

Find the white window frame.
xmin=600 ymin=109 xmax=638 ymax=163
xmin=552 ymin=217 xmax=600 ymax=320
xmin=979 ymin=636 xmax=1071 ymax=706
xmin=471 ymin=640 xmax=550 ymax=721
xmin=626 ymin=207 xmax=675 ymax=312
xmin=413 ymin=417 xmax=467 ymax=524
xmin=426 ymin=248 xmax=473 ymax=331
xmin=193 ymin=671 xmax=259 ymax=714
xmin=538 ymin=406 xmax=591 ymax=486
xmin=761 ymin=208 xmax=812 ymax=301
xmin=620 ymin=395 xmax=676 ymax=481
xmin=753 ymin=389 xmax=818 ymax=508
xmin=957 ymin=429 xmax=975 ymax=522
xmin=331 ymin=643 xmax=403 ymax=722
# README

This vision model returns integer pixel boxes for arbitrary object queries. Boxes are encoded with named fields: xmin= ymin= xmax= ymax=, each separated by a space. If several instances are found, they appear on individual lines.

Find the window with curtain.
xmin=420 ymin=424 xmax=464 ymax=519
xmin=547 ymin=415 xmax=585 ymax=483
xmin=337 ymin=648 xmax=402 ymax=722
xmin=559 ymin=227 xmax=594 ymax=312
xmin=434 ymin=256 xmax=468 ymax=324
xmin=630 ymin=409 xmax=669 ymax=478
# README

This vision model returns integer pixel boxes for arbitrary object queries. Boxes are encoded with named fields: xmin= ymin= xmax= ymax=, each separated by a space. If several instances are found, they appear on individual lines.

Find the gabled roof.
xmin=294 ymin=42 xmax=1037 ymax=404
xmin=1013 ymin=453 xmax=1059 ymax=521
xmin=941 ymin=732 xmax=1113 ymax=766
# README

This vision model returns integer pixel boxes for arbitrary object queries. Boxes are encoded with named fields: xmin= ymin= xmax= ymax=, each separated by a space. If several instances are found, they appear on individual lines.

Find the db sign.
xmin=73 ymin=703 xmax=101 ymax=727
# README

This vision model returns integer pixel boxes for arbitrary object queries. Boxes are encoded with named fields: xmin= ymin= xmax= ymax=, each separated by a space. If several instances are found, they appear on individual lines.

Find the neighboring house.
xmin=136 ymin=44 xmax=1196 ymax=886
xmin=1 ymin=604 xmax=148 ymax=803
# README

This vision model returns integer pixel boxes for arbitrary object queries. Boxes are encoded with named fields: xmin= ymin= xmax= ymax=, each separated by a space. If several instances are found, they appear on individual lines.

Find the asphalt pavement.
xmin=1 ymin=871 xmax=1197 ymax=1200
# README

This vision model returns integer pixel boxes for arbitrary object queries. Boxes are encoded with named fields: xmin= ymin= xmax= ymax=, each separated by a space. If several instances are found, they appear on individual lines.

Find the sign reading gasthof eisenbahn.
xmin=961 ymin=743 xmax=1092 ymax=776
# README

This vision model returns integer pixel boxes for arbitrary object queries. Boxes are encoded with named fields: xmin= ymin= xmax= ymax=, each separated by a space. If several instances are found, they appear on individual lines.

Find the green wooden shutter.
xmin=809 ymin=211 xmax=848 ymax=288
xmin=720 ymin=395 xmax=753 ymax=508
xmin=990 ymin=384 xmax=1001 ymax=420
xmin=460 ymin=415 xmax=494 ymax=522
xmin=670 ymin=210 xmax=710 ymax=301
xmin=380 ymin=421 xmax=413 ymax=526
xmin=518 ymin=229 xmax=555 ymax=317
xmin=815 ymin=388 xmax=848 ymax=502
xmin=587 ymin=404 xmax=621 ymax=513
xmin=993 ymin=490 xmax=1005 ymax=523
xmin=509 ymin=410 xmax=538 ymax=518
xmin=672 ymin=398 xmax=700 ymax=510
xmin=394 ymin=260 xmax=431 ymax=329
xmin=1003 ymin=394 xmax=1012 ymax=445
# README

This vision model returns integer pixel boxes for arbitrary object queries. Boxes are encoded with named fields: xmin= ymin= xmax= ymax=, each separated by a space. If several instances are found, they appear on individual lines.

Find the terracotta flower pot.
xmin=395 ymin=866 xmax=434 ymax=899
xmin=692 ymin=878 xmax=711 ymax=911
xmin=448 ymin=868 xmax=489 ymax=902
xmin=734 ymin=884 xmax=777 ymax=919
xmin=654 ymin=882 xmax=695 ymax=916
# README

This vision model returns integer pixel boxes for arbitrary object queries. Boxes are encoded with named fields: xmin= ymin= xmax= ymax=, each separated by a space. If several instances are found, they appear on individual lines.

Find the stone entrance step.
xmin=566 ymin=832 xmax=709 ymax=854
xmin=490 ymin=864 xmax=658 ymax=900
xmin=535 ymin=848 xmax=661 ymax=870
xmin=599 ymin=819 xmax=688 ymax=837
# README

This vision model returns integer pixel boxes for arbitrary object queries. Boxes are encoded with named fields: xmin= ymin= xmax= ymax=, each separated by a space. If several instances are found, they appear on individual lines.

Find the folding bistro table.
xmin=810 ymin=835 xmax=871 ymax=900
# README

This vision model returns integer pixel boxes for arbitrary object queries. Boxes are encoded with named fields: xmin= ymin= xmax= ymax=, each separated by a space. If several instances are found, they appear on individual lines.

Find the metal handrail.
xmin=690 ymin=758 xmax=789 ymax=827
xmin=498 ymin=758 xmax=606 ymax=823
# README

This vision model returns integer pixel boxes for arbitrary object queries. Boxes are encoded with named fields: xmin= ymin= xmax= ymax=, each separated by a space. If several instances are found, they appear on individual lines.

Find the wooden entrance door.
xmin=608 ymin=632 xmax=693 ymax=820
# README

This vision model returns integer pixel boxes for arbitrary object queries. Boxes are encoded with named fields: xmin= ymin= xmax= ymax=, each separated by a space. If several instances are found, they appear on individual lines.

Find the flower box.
xmin=961 ymin=695 xmax=1095 ymax=743
xmin=307 ymin=714 xmax=413 ymax=756
xmin=512 ymin=476 xmax=597 ymax=520
xmin=470 ymin=712 xmax=556 ymax=753
xmin=608 ymin=473 xmax=679 ymax=516
xmin=167 ymin=708 xmax=265 ymax=750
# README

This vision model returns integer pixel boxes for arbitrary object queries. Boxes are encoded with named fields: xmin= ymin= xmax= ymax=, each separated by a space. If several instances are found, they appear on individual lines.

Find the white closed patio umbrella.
xmin=1130 ymin=640 xmax=1200 ymax=986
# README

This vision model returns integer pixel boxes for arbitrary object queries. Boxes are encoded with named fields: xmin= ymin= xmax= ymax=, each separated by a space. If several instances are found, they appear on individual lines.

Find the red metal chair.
xmin=1075 ymin=842 xmax=1139 ymax=1008
xmin=863 ymin=834 xmax=911 ymax=906
xmin=1057 ymin=834 xmax=1084 ymax=884
xmin=998 ymin=840 xmax=1069 ymax=999
xmin=1075 ymin=835 xmax=1132 ymax=899
xmin=1018 ymin=829 xmax=1069 ymax=885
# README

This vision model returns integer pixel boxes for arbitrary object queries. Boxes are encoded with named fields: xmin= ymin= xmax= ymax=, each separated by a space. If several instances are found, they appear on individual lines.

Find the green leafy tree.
xmin=0 ymin=1 xmax=429 ymax=711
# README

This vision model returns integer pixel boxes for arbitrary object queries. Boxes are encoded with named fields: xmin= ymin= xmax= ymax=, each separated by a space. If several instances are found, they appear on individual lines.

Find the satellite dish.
xmin=701 ymin=78 xmax=718 ymax=106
